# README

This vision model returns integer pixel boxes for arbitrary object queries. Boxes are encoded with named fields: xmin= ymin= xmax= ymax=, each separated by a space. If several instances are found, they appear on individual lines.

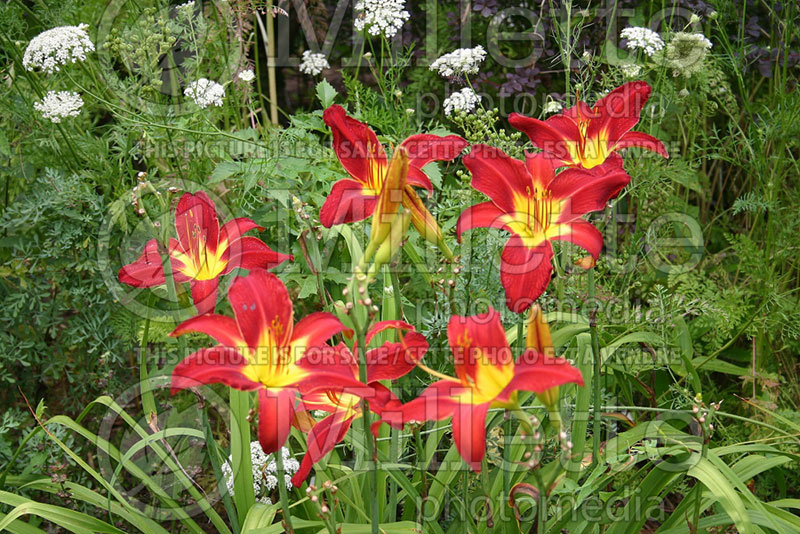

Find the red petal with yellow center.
xmin=170 ymin=313 xmax=247 ymax=348
xmin=501 ymin=349 xmax=584 ymax=396
xmin=118 ymin=238 xmax=190 ymax=287
xmin=586 ymin=81 xmax=651 ymax=146
xmin=258 ymin=387 xmax=297 ymax=454
xmin=456 ymin=201 xmax=513 ymax=241
xmin=219 ymin=217 xmax=264 ymax=242
xmin=366 ymin=331 xmax=429 ymax=382
xmin=171 ymin=346 xmax=259 ymax=394
xmin=228 ymin=269 xmax=293 ymax=351
xmin=401 ymin=133 xmax=469 ymax=192
xmin=364 ymin=320 xmax=415 ymax=345
xmin=319 ymin=178 xmax=378 ymax=227
xmin=551 ymin=167 xmax=631 ymax=224
xmin=323 ymin=104 xmax=387 ymax=184
xmin=190 ymin=278 xmax=219 ymax=315
xmin=291 ymin=409 xmax=355 ymax=486
xmin=613 ymin=131 xmax=669 ymax=158
xmin=453 ymin=402 xmax=491 ymax=471
xmin=447 ymin=308 xmax=513 ymax=385
xmin=463 ymin=145 xmax=535 ymax=213
xmin=508 ymin=115 xmax=576 ymax=166
xmin=546 ymin=220 xmax=604 ymax=260
xmin=500 ymin=235 xmax=554 ymax=313
xmin=398 ymin=380 xmax=466 ymax=424
xmin=223 ymin=236 xmax=293 ymax=273
xmin=175 ymin=192 xmax=220 ymax=259
xmin=292 ymin=311 xmax=350 ymax=353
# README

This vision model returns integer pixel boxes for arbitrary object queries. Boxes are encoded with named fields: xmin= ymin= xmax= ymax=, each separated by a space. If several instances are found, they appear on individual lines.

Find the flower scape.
xmin=4 ymin=3 xmax=799 ymax=534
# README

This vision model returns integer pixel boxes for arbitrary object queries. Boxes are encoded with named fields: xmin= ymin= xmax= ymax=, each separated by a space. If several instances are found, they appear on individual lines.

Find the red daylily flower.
xmin=457 ymin=145 xmax=630 ymax=312
xmin=169 ymin=269 xmax=361 ymax=454
xmin=119 ymin=191 xmax=292 ymax=314
xmin=509 ymin=81 xmax=668 ymax=170
xmin=320 ymin=104 xmax=468 ymax=256
xmin=291 ymin=321 xmax=428 ymax=485
xmin=399 ymin=308 xmax=583 ymax=471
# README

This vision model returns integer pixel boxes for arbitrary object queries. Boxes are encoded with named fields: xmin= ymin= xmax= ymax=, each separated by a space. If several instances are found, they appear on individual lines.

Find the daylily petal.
xmin=170 ymin=314 xmax=247 ymax=348
xmin=218 ymin=217 xmax=264 ymax=243
xmin=320 ymin=178 xmax=379 ymax=227
xmin=323 ymin=104 xmax=387 ymax=184
xmin=456 ymin=201 xmax=512 ymax=241
xmin=401 ymin=133 xmax=469 ymax=191
xmin=587 ymin=81 xmax=651 ymax=145
xmin=365 ymin=320 xmax=416 ymax=346
xmin=452 ymin=402 xmax=490 ymax=471
xmin=447 ymin=308 xmax=512 ymax=385
xmin=546 ymin=220 xmax=604 ymax=260
xmin=502 ymin=349 xmax=584 ymax=396
xmin=613 ymin=131 xmax=669 ymax=158
xmin=119 ymin=238 xmax=189 ymax=287
xmin=171 ymin=346 xmax=259 ymax=394
xmin=366 ymin=331 xmax=428 ymax=382
xmin=463 ymin=145 xmax=534 ymax=213
xmin=258 ymin=387 xmax=297 ymax=453
xmin=552 ymin=167 xmax=631 ymax=223
xmin=508 ymin=115 xmax=575 ymax=165
xmin=174 ymin=192 xmax=220 ymax=258
xmin=292 ymin=312 xmax=349 ymax=351
xmin=224 ymin=236 xmax=293 ymax=273
xmin=399 ymin=380 xmax=465 ymax=424
xmin=524 ymin=151 xmax=558 ymax=191
xmin=190 ymin=278 xmax=219 ymax=315
xmin=291 ymin=409 xmax=355 ymax=486
xmin=228 ymin=269 xmax=293 ymax=350
xmin=500 ymin=235 xmax=554 ymax=313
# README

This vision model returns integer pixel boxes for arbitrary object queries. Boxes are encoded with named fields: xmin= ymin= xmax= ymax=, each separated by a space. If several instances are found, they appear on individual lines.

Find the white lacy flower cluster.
xmin=542 ymin=100 xmax=563 ymax=114
xmin=430 ymin=46 xmax=487 ymax=78
xmin=443 ymin=88 xmax=481 ymax=116
xmin=34 ymin=91 xmax=84 ymax=123
xmin=621 ymin=64 xmax=643 ymax=78
xmin=23 ymin=24 xmax=95 ymax=73
xmin=354 ymin=0 xmax=410 ymax=39
xmin=620 ymin=26 xmax=665 ymax=57
xmin=184 ymin=78 xmax=225 ymax=108
xmin=299 ymin=51 xmax=330 ymax=76
xmin=238 ymin=69 xmax=255 ymax=82
xmin=221 ymin=442 xmax=299 ymax=505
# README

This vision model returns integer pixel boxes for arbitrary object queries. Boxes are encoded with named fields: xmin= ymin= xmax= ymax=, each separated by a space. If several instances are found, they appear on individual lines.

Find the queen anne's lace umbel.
xmin=444 ymin=88 xmax=481 ymax=116
xmin=238 ymin=69 xmax=255 ymax=82
xmin=430 ymin=46 xmax=487 ymax=78
xmin=620 ymin=27 xmax=665 ymax=57
xmin=184 ymin=78 xmax=225 ymax=108
xmin=23 ymin=24 xmax=95 ymax=74
xmin=34 ymin=91 xmax=84 ymax=123
xmin=354 ymin=0 xmax=410 ymax=39
xmin=221 ymin=442 xmax=299 ymax=505
xmin=299 ymin=51 xmax=330 ymax=76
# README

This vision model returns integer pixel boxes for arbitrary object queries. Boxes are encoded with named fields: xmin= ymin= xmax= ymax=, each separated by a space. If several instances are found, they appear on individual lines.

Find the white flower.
xmin=543 ymin=100 xmax=563 ymax=114
xmin=221 ymin=442 xmax=298 ymax=505
xmin=184 ymin=78 xmax=225 ymax=108
xmin=621 ymin=64 xmax=643 ymax=78
xmin=354 ymin=0 xmax=410 ymax=39
xmin=299 ymin=51 xmax=329 ymax=76
xmin=23 ymin=24 xmax=95 ymax=73
xmin=430 ymin=46 xmax=486 ymax=78
xmin=34 ymin=91 xmax=83 ymax=122
xmin=620 ymin=27 xmax=665 ymax=57
xmin=443 ymin=88 xmax=480 ymax=116
xmin=238 ymin=69 xmax=255 ymax=82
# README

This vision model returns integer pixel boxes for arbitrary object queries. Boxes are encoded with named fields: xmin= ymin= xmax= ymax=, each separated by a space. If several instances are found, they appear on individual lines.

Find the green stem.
xmin=588 ymin=268 xmax=602 ymax=466
xmin=350 ymin=307 xmax=379 ymax=534
xmin=274 ymin=448 xmax=295 ymax=533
